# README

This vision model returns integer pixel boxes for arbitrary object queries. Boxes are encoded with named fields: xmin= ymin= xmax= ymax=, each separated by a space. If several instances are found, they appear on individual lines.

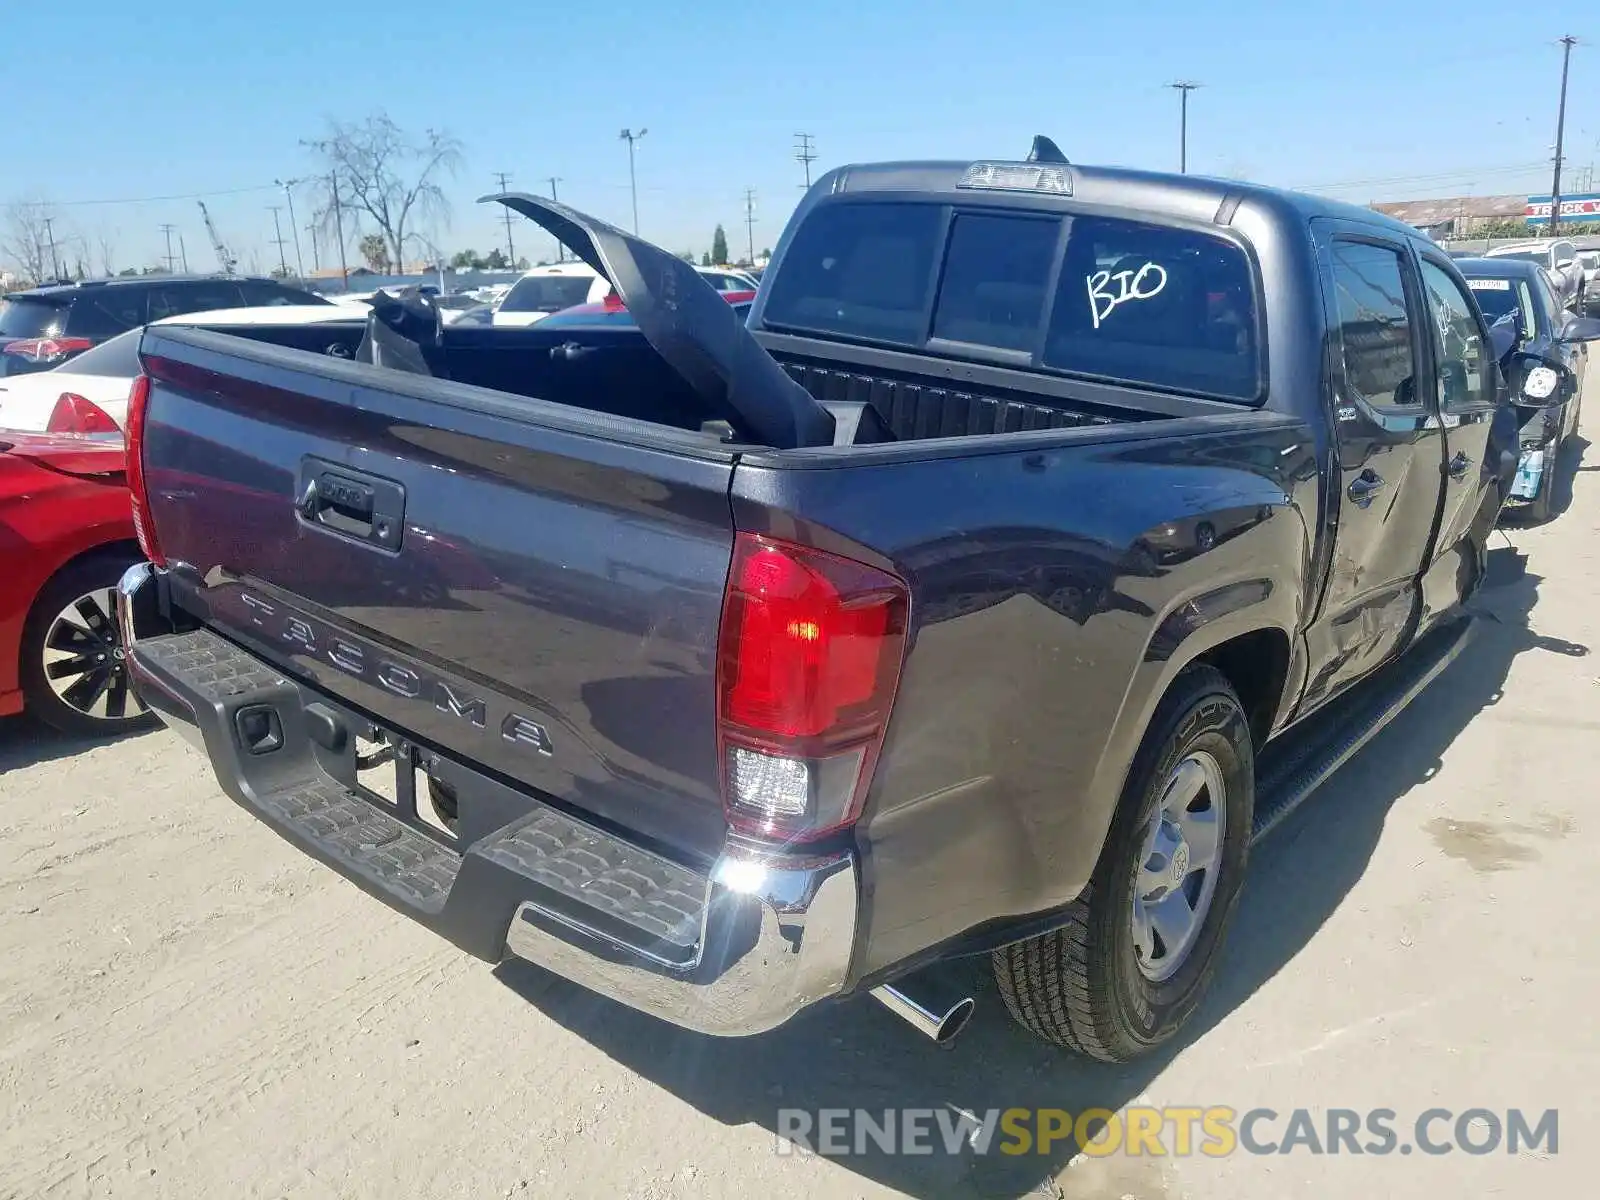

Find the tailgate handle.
xmin=297 ymin=460 xmax=405 ymax=550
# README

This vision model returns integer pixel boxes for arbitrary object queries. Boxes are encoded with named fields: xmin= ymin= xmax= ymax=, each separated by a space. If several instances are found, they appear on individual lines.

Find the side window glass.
xmin=1327 ymin=241 xmax=1421 ymax=410
xmin=1418 ymin=260 xmax=1489 ymax=410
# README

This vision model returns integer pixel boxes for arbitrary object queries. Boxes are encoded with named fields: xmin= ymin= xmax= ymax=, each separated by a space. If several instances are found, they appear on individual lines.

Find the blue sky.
xmin=6 ymin=0 xmax=1595 ymax=276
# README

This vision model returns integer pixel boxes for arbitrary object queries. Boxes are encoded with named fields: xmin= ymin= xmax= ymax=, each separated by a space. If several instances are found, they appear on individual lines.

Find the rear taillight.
xmin=716 ymin=533 xmax=908 ymax=843
xmin=46 ymin=392 xmax=121 ymax=435
xmin=602 ymin=289 xmax=627 ymax=311
xmin=124 ymin=373 xmax=164 ymax=566
xmin=2 ymin=336 xmax=93 ymax=365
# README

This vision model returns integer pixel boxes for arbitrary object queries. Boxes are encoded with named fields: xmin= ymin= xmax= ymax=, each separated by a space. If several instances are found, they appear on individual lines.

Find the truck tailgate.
xmin=138 ymin=327 xmax=737 ymax=863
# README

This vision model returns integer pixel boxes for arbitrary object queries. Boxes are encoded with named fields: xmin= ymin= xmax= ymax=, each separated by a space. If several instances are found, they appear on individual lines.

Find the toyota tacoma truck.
xmin=117 ymin=139 xmax=1526 ymax=1062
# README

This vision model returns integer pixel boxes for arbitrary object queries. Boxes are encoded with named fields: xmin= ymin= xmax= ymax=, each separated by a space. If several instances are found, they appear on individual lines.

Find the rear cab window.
xmin=500 ymin=274 xmax=599 ymax=314
xmin=760 ymin=200 xmax=1260 ymax=401
xmin=0 ymin=295 xmax=72 ymax=339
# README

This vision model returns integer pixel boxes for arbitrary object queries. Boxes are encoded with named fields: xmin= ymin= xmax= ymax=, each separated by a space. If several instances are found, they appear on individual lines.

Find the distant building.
xmin=1369 ymin=194 xmax=1528 ymax=238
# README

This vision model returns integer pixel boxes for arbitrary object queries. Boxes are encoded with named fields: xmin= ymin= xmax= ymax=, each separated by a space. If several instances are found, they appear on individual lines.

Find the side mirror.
xmin=1505 ymin=349 xmax=1574 ymax=408
xmin=1559 ymin=315 xmax=1600 ymax=343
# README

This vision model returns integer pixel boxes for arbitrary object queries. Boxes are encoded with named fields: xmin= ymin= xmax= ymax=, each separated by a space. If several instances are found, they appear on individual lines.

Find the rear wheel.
xmin=992 ymin=665 xmax=1254 ymax=1061
xmin=20 ymin=554 xmax=157 ymax=738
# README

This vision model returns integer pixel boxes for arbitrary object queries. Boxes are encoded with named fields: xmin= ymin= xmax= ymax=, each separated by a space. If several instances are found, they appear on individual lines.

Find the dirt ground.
xmin=3 ymin=376 xmax=1598 ymax=1199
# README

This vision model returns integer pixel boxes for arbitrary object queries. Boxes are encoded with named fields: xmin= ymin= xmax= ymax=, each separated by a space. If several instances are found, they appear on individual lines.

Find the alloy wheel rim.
xmin=42 ymin=588 xmax=147 ymax=723
xmin=1131 ymin=750 xmax=1227 ymax=983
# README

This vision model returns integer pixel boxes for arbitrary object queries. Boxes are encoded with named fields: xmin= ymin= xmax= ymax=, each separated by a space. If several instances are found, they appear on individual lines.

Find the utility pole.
xmin=619 ymin=128 xmax=648 ymax=234
xmin=329 ymin=172 xmax=349 ymax=288
xmin=1170 ymin=81 xmax=1201 ymax=174
xmin=742 ymin=188 xmax=757 ymax=265
xmin=794 ymin=132 xmax=817 ymax=188
xmin=546 ymin=177 xmax=563 ymax=262
xmin=42 ymin=216 xmax=60 ymax=279
xmin=493 ymin=171 xmax=516 ymax=266
xmin=1548 ymin=36 xmax=1578 ymax=237
xmin=269 ymin=206 xmax=290 ymax=276
xmin=179 ymin=234 xmax=190 ymax=273
xmin=159 ymin=224 xmax=177 ymax=274
xmin=306 ymin=222 xmax=321 ymax=272
xmin=275 ymin=179 xmax=306 ymax=280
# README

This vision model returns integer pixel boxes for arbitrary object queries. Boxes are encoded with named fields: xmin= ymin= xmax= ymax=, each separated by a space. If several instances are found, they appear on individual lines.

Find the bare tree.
xmin=96 ymin=231 xmax=117 ymax=277
xmin=2 ymin=201 xmax=61 ymax=284
xmin=303 ymin=115 xmax=461 ymax=275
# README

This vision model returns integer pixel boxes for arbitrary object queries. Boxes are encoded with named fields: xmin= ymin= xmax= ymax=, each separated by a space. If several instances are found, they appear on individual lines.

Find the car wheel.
xmin=20 ymin=554 xmax=157 ymax=738
xmin=991 ymin=664 xmax=1254 ymax=1061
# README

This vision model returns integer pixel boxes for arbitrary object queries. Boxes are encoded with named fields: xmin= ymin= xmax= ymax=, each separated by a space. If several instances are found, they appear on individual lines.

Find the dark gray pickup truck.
xmin=118 ymin=141 xmax=1527 ymax=1062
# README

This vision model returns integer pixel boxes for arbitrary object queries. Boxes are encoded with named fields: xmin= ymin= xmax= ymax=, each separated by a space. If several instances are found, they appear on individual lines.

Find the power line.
xmin=794 ymin=133 xmax=817 ymax=188
xmin=1290 ymin=160 xmax=1552 ymax=194
xmin=21 ymin=183 xmax=281 ymax=209
xmin=742 ymin=188 xmax=757 ymax=265
xmin=493 ymin=171 xmax=516 ymax=265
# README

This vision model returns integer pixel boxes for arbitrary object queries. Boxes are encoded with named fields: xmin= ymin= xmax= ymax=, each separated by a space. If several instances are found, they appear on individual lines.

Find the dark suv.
xmin=0 ymin=275 xmax=330 ymax=376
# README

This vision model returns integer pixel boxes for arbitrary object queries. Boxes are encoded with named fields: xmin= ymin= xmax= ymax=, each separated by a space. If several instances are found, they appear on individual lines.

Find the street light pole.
xmin=620 ymin=128 xmax=648 ymax=234
xmin=1548 ymin=36 xmax=1578 ymax=237
xmin=1170 ymin=81 xmax=1201 ymax=174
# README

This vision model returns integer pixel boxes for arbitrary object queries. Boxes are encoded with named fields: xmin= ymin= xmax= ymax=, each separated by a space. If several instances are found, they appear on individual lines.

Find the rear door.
xmin=1411 ymin=251 xmax=1498 ymax=628
xmin=1300 ymin=224 xmax=1448 ymax=711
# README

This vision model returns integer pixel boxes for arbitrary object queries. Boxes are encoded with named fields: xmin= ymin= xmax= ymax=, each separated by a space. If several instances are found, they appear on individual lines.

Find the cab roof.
xmin=1451 ymin=256 xmax=1547 ymax=280
xmin=815 ymin=157 xmax=1423 ymax=240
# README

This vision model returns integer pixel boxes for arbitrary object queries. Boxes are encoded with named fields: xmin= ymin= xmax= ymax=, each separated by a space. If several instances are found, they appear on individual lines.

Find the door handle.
xmin=550 ymin=341 xmax=595 ymax=362
xmin=1447 ymin=450 xmax=1471 ymax=481
xmin=297 ymin=459 xmax=405 ymax=550
xmin=1347 ymin=472 xmax=1387 ymax=508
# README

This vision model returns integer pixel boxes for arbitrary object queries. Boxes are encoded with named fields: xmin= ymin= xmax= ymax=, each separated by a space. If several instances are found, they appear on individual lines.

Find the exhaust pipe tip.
xmin=870 ymin=984 xmax=976 ymax=1046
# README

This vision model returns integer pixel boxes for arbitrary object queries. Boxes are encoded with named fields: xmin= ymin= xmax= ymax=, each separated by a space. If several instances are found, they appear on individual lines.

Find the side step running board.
xmin=1250 ymin=616 xmax=1477 ymax=845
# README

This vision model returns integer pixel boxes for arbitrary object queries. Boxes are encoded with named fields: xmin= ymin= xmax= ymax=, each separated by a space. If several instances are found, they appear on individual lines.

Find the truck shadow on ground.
xmin=494 ymin=546 xmax=1583 ymax=1199
xmin=0 ymin=716 xmax=154 ymax=776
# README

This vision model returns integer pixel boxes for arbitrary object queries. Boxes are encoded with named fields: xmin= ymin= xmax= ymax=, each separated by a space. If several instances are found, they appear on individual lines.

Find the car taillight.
xmin=2 ymin=336 xmax=93 ymax=364
xmin=716 ymin=533 xmax=908 ymax=842
xmin=124 ymin=373 xmax=164 ymax=565
xmin=602 ymin=289 xmax=627 ymax=311
xmin=46 ymin=392 xmax=121 ymax=435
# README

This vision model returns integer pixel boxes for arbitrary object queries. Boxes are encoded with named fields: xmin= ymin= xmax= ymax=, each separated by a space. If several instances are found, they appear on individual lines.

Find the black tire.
xmin=991 ymin=664 xmax=1254 ymax=1062
xmin=20 ymin=552 xmax=158 ymax=738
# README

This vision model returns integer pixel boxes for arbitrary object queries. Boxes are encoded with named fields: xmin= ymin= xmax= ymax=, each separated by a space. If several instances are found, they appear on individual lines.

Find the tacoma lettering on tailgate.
xmin=234 ymin=590 xmax=554 ymax=756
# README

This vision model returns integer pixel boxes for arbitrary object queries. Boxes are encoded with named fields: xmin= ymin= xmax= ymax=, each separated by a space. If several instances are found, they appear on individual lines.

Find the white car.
xmin=695 ymin=266 xmax=759 ymax=294
xmin=1485 ymin=240 xmax=1586 ymax=312
xmin=492 ymin=264 xmax=609 ymax=327
xmin=0 ymin=305 xmax=364 ymax=433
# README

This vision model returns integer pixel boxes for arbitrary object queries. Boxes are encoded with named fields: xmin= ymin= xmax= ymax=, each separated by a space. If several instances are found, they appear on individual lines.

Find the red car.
xmin=0 ymin=431 xmax=153 ymax=736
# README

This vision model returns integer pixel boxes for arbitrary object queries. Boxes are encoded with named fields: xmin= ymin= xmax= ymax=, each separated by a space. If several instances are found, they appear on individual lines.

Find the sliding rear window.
xmin=762 ymin=200 xmax=1260 ymax=401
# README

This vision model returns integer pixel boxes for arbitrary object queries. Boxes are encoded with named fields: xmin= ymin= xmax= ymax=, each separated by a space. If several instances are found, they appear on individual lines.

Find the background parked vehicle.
xmin=0 ymin=432 xmax=151 ymax=736
xmin=1581 ymin=250 xmax=1600 ymax=314
xmin=0 ymin=305 xmax=364 ymax=433
xmin=491 ymin=263 xmax=609 ymax=326
xmin=694 ymin=266 xmax=760 ymax=293
xmin=0 ymin=275 xmax=329 ymax=377
xmin=1460 ymin=256 xmax=1600 ymax=521
xmin=1484 ymin=239 xmax=1587 ymax=312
